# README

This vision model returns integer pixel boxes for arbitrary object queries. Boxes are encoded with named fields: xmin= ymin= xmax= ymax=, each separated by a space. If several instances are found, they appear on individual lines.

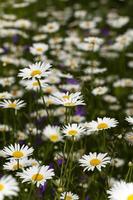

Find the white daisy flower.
xmin=0 ymin=77 xmax=15 ymax=87
xmin=107 ymin=181 xmax=133 ymax=200
xmin=86 ymin=117 xmax=118 ymax=132
xmin=84 ymin=36 xmax=104 ymax=51
xmin=27 ymin=158 xmax=40 ymax=167
xmin=79 ymin=152 xmax=111 ymax=171
xmin=0 ymin=175 xmax=19 ymax=200
xmin=18 ymin=61 xmax=52 ymax=80
xmin=62 ymin=123 xmax=86 ymax=139
xmin=0 ymin=124 xmax=12 ymax=132
xmin=1 ymin=143 xmax=34 ymax=159
xmin=60 ymin=191 xmax=79 ymax=200
xmin=79 ymin=20 xmax=96 ymax=29
xmin=42 ymin=125 xmax=63 ymax=143
xmin=38 ymin=96 xmax=55 ymax=106
xmin=17 ymin=165 xmax=55 ymax=187
xmin=51 ymin=92 xmax=85 ymax=107
xmin=125 ymin=116 xmax=133 ymax=125
xmin=22 ymin=79 xmax=48 ymax=91
xmin=0 ymin=99 xmax=26 ymax=113
xmin=14 ymin=19 xmax=31 ymax=29
xmin=107 ymin=16 xmax=129 ymax=28
xmin=92 ymin=86 xmax=108 ymax=96
xmin=3 ymin=158 xmax=29 ymax=171
xmin=40 ymin=22 xmax=60 ymax=33
xmin=111 ymin=158 xmax=125 ymax=168
xmin=125 ymin=132 xmax=133 ymax=145
xmin=0 ymin=92 xmax=12 ymax=100
xmin=30 ymin=43 xmax=49 ymax=55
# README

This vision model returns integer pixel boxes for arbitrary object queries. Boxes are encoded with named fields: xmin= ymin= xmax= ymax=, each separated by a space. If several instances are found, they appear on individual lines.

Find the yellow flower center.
xmin=65 ymin=196 xmax=72 ymax=200
xmin=128 ymin=136 xmax=133 ymax=141
xmin=68 ymin=129 xmax=78 ymax=136
xmin=31 ymin=70 xmax=41 ymax=77
xmin=8 ymin=103 xmax=17 ymax=109
xmin=128 ymin=195 xmax=133 ymax=200
xmin=32 ymin=173 xmax=44 ymax=181
xmin=32 ymin=162 xmax=38 ymax=166
xmin=12 ymin=151 xmax=24 ymax=158
xmin=63 ymin=95 xmax=70 ymax=100
xmin=36 ymin=47 xmax=43 ymax=52
xmin=45 ymin=87 xmax=52 ymax=93
xmin=0 ymin=95 xmax=5 ymax=99
xmin=47 ymin=99 xmax=53 ymax=105
xmin=32 ymin=81 xmax=39 ymax=87
xmin=0 ymin=184 xmax=4 ymax=191
xmin=48 ymin=25 xmax=54 ymax=29
xmin=50 ymin=134 xmax=59 ymax=142
xmin=64 ymin=102 xmax=75 ymax=107
xmin=90 ymin=158 xmax=101 ymax=166
xmin=97 ymin=123 xmax=108 ymax=129
xmin=13 ymin=164 xmax=23 ymax=170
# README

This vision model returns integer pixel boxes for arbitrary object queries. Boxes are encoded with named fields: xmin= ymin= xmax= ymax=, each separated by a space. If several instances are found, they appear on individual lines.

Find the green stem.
xmin=63 ymin=137 xmax=75 ymax=189
xmin=37 ymin=78 xmax=51 ymax=124
xmin=65 ymin=107 xmax=68 ymax=124
xmin=27 ymin=184 xmax=34 ymax=200
xmin=125 ymin=167 xmax=131 ymax=182
xmin=59 ymin=140 xmax=67 ymax=187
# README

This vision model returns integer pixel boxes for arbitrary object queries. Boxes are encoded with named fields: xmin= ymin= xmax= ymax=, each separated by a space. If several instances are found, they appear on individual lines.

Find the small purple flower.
xmin=101 ymin=28 xmax=110 ymax=37
xmin=67 ymin=78 xmax=78 ymax=84
xmin=19 ymin=140 xmax=26 ymax=145
xmin=49 ymin=163 xmax=54 ymax=169
xmin=57 ymin=158 xmax=63 ymax=166
xmin=12 ymin=35 xmax=19 ymax=44
xmin=23 ymin=45 xmax=30 ymax=52
xmin=75 ymin=106 xmax=86 ymax=116
xmin=85 ymin=195 xmax=91 ymax=200
xmin=34 ymin=135 xmax=43 ymax=146
xmin=2 ymin=46 xmax=9 ymax=54
xmin=40 ymin=183 xmax=47 ymax=194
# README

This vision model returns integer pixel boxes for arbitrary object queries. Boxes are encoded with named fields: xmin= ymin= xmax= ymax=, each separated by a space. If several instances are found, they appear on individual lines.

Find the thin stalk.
xmin=65 ymin=137 xmax=75 ymax=190
xmin=37 ymin=78 xmax=51 ymax=124
xmin=63 ymin=137 xmax=75 ymax=189
xmin=27 ymin=184 xmax=34 ymax=200
xmin=59 ymin=140 xmax=67 ymax=187
xmin=65 ymin=107 xmax=68 ymax=124
xmin=125 ymin=167 xmax=131 ymax=182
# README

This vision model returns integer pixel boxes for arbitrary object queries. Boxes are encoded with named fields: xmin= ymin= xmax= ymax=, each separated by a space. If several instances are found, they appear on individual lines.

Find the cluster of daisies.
xmin=0 ymin=0 xmax=133 ymax=199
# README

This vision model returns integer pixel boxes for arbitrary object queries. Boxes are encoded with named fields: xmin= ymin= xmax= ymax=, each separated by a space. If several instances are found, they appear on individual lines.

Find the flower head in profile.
xmin=0 ymin=175 xmax=19 ymax=200
xmin=125 ymin=132 xmax=133 ymax=146
xmin=84 ymin=36 xmax=104 ymax=51
xmin=17 ymin=165 xmax=55 ymax=187
xmin=22 ymin=79 xmax=48 ymax=91
xmin=0 ymin=99 xmax=26 ymax=114
xmin=51 ymin=92 xmax=85 ymax=107
xmin=1 ymin=143 xmax=34 ymax=160
xmin=79 ymin=152 xmax=111 ymax=171
xmin=86 ymin=117 xmax=118 ymax=132
xmin=92 ymin=86 xmax=108 ymax=96
xmin=0 ymin=92 xmax=12 ymax=100
xmin=18 ymin=61 xmax=52 ymax=80
xmin=107 ymin=181 xmax=133 ymax=200
xmin=125 ymin=116 xmax=133 ymax=125
xmin=3 ymin=158 xmax=29 ymax=171
xmin=60 ymin=191 xmax=79 ymax=200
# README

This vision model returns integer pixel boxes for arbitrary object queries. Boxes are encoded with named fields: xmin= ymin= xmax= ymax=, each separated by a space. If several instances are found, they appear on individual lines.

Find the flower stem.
xmin=37 ymin=78 xmax=51 ymax=124
xmin=27 ymin=184 xmax=34 ymax=200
